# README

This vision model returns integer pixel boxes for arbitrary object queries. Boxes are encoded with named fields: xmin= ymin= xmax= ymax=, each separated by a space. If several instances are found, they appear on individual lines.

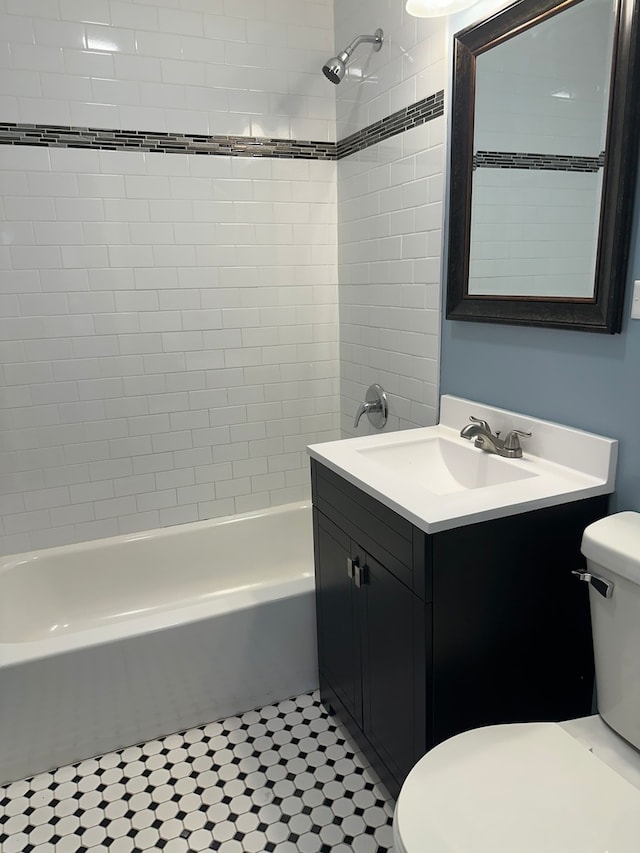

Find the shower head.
xmin=322 ymin=54 xmax=348 ymax=84
xmin=322 ymin=29 xmax=383 ymax=84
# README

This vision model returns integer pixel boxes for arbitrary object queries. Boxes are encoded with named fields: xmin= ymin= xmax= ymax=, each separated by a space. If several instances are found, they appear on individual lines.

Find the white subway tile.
xmin=84 ymin=419 xmax=128 ymax=441
xmin=118 ymin=511 xmax=160 ymax=535
xmin=50 ymin=503 xmax=94 ymax=527
xmin=176 ymin=483 xmax=215 ymax=505
xmin=61 ymin=245 xmax=108 ymax=269
xmin=128 ymin=413 xmax=170 ymax=436
xmin=194 ymin=462 xmax=234 ymax=484
xmin=132 ymin=453 xmax=173 ymax=475
xmin=170 ymin=409 xmax=209 ymax=431
xmin=94 ymin=495 xmax=137 ymax=520
xmin=73 ymin=518 xmax=118 ymax=541
xmin=139 ymin=311 xmax=182 ymax=332
xmin=173 ymin=446 xmax=213 ymax=468
xmin=110 ymin=1 xmax=158 ymax=30
xmin=94 ymin=313 xmax=140 ymax=335
xmin=4 ymin=509 xmax=51 ymax=535
xmin=31 ymin=381 xmax=78 ymax=405
xmin=70 ymin=480 xmax=114 ymax=504
xmin=151 ymin=431 xmax=192 ymax=453
xmin=129 ymin=222 xmax=173 ymax=245
xmin=68 ymin=292 xmax=115 ymax=314
xmin=158 ymin=505 xmax=198 ymax=526
xmin=197 ymin=498 xmax=236 ymax=520
xmin=118 ymin=333 xmax=163 ymax=355
xmin=215 ymin=477 xmax=251 ymax=499
xmin=148 ymin=393 xmax=189 ymax=414
xmin=114 ymin=292 xmax=159 ymax=313
xmin=136 ymin=489 xmax=178 ymax=512
xmin=77 ymin=378 xmax=124 ymax=401
xmin=155 ymin=468 xmax=195 ymax=490
xmin=233 ymin=458 xmax=268 ymax=478
xmin=108 ymin=245 xmax=154 ymax=268
xmin=134 ymin=267 xmax=179 ymax=290
xmin=108 ymin=435 xmax=153 ymax=458
xmin=24 ymin=486 xmax=70 ymax=512
xmin=113 ymin=474 xmax=156 ymax=498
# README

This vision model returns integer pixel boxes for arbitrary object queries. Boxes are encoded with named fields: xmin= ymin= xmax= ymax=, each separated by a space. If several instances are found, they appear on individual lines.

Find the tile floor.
xmin=0 ymin=691 xmax=395 ymax=853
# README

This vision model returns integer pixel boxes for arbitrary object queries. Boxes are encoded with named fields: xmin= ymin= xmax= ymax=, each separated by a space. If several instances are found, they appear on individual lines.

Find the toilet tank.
xmin=581 ymin=512 xmax=640 ymax=751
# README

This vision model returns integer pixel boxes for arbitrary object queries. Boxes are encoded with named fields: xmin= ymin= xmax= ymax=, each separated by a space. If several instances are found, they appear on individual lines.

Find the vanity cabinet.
xmin=311 ymin=459 xmax=608 ymax=798
xmin=314 ymin=511 xmax=427 ymax=785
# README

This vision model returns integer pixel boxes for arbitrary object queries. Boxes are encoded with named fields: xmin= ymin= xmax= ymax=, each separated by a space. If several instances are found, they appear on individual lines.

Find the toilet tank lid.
xmin=581 ymin=511 xmax=640 ymax=584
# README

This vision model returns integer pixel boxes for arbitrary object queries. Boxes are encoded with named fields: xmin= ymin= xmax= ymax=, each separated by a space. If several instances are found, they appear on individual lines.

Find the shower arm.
xmin=338 ymin=31 xmax=383 ymax=62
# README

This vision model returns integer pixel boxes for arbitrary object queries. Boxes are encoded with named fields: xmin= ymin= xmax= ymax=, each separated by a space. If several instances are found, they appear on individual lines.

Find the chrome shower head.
xmin=322 ymin=54 xmax=347 ymax=84
xmin=322 ymin=29 xmax=383 ymax=85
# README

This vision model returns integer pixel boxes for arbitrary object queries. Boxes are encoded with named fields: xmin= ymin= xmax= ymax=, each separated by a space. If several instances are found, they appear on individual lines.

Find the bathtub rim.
xmin=0 ymin=499 xmax=311 ymax=569
xmin=0 ymin=500 xmax=314 ymax=668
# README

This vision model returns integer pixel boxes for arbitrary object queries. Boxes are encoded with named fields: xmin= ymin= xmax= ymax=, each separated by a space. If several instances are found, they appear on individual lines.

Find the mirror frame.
xmin=446 ymin=0 xmax=640 ymax=333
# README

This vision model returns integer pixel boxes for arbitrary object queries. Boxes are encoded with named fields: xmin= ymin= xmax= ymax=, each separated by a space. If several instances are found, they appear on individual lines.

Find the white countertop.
xmin=307 ymin=395 xmax=617 ymax=534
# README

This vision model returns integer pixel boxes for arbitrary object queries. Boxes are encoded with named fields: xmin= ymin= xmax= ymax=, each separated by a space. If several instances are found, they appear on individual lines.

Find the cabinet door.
xmin=362 ymin=552 xmax=427 ymax=786
xmin=313 ymin=509 xmax=363 ymax=727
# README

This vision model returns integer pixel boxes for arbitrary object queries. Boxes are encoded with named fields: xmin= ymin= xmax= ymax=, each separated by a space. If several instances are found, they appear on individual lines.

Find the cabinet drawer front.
xmin=312 ymin=460 xmax=431 ymax=599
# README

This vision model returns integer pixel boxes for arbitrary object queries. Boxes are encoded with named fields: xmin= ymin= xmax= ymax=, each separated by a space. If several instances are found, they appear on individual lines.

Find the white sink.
xmin=357 ymin=436 xmax=535 ymax=495
xmin=307 ymin=395 xmax=618 ymax=534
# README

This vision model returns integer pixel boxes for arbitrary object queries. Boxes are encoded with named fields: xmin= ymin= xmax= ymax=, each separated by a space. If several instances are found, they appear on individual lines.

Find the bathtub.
xmin=0 ymin=501 xmax=317 ymax=786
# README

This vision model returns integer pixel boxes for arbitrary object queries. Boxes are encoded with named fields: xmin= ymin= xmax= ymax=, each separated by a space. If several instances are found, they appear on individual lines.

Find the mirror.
xmin=446 ymin=0 xmax=640 ymax=333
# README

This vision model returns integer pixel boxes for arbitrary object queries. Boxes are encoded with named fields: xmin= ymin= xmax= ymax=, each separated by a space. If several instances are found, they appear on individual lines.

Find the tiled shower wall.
xmin=335 ymin=4 xmax=446 ymax=435
xmin=0 ymin=0 xmax=339 ymax=556
xmin=0 ymin=0 xmax=336 ymax=140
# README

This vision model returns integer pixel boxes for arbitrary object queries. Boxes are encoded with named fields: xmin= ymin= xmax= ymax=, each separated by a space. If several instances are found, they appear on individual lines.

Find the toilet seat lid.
xmin=395 ymin=722 xmax=640 ymax=853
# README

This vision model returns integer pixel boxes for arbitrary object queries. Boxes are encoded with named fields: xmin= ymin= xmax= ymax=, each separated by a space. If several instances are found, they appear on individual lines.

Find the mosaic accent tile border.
xmin=0 ymin=122 xmax=336 ymax=161
xmin=0 ymin=90 xmax=445 ymax=163
xmin=337 ymin=90 xmax=445 ymax=159
xmin=473 ymin=150 xmax=605 ymax=172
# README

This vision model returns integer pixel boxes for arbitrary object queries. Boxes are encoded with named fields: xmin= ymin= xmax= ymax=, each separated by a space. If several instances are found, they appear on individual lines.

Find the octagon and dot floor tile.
xmin=0 ymin=691 xmax=395 ymax=852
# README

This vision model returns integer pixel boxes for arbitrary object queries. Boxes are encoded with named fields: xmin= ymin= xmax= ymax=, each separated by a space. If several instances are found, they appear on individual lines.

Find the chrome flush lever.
xmin=571 ymin=569 xmax=614 ymax=599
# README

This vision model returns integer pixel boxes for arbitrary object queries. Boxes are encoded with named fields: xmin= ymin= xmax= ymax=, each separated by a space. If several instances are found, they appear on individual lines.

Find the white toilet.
xmin=393 ymin=511 xmax=640 ymax=852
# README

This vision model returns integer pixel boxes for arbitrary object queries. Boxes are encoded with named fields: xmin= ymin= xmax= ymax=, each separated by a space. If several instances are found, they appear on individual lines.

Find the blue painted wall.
xmin=440 ymin=165 xmax=640 ymax=511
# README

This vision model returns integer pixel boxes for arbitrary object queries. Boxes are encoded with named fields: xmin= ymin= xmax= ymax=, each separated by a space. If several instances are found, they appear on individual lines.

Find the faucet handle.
xmin=503 ymin=428 xmax=532 ymax=452
xmin=354 ymin=383 xmax=388 ymax=429
xmin=468 ymin=415 xmax=491 ymax=432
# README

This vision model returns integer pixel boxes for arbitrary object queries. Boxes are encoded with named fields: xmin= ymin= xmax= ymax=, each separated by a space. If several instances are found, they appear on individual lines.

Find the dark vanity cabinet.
xmin=311 ymin=460 xmax=608 ymax=798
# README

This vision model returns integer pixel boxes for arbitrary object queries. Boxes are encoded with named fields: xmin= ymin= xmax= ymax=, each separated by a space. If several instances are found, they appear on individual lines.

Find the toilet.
xmin=393 ymin=511 xmax=640 ymax=852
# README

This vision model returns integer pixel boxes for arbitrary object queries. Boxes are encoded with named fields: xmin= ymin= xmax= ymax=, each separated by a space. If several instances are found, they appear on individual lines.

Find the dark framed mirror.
xmin=446 ymin=0 xmax=640 ymax=333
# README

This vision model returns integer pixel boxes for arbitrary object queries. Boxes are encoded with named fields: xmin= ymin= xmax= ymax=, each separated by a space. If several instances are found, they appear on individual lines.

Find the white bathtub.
xmin=0 ymin=501 xmax=317 ymax=786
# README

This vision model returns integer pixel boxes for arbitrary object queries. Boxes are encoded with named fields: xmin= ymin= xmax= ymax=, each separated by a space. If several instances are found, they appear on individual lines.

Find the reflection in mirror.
xmin=446 ymin=0 xmax=640 ymax=333
xmin=469 ymin=0 xmax=615 ymax=297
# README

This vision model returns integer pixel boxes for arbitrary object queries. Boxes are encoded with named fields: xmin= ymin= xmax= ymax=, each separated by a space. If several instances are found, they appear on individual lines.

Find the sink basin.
xmin=356 ymin=436 xmax=535 ymax=495
xmin=307 ymin=395 xmax=617 ymax=534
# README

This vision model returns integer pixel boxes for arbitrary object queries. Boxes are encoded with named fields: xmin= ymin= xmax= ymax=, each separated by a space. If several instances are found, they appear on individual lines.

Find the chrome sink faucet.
xmin=460 ymin=416 xmax=531 ymax=459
